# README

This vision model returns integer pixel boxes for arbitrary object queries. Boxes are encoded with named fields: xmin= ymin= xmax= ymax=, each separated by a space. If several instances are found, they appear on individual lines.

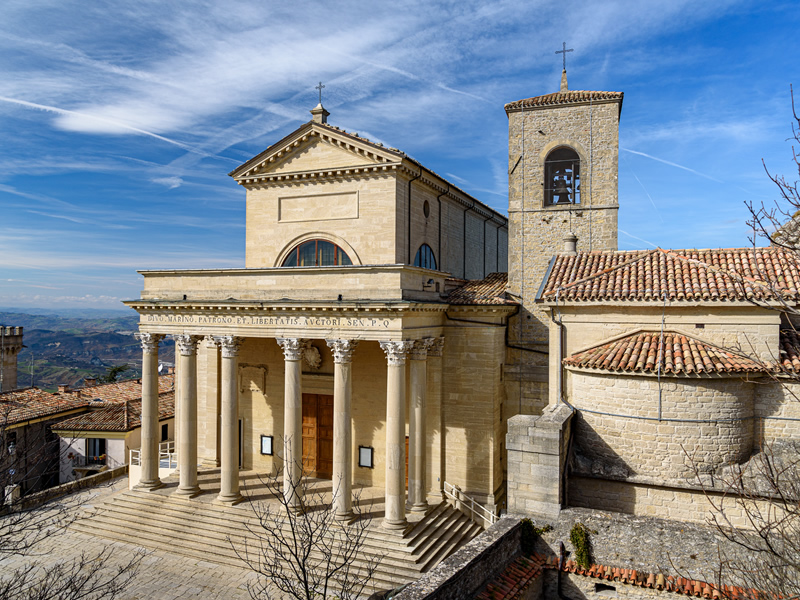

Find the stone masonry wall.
xmin=507 ymin=99 xmax=620 ymax=350
xmin=570 ymin=372 xmax=754 ymax=484
xmin=754 ymin=379 xmax=800 ymax=445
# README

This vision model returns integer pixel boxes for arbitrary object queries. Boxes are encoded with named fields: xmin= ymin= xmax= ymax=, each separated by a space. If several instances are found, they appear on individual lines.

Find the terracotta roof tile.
xmin=447 ymin=272 xmax=515 ymax=305
xmin=0 ymin=388 xmax=88 ymax=426
xmin=563 ymin=331 xmax=766 ymax=375
xmin=52 ymin=392 xmax=174 ymax=433
xmin=541 ymin=247 xmax=800 ymax=303
xmin=0 ymin=374 xmax=174 ymax=427
xmin=779 ymin=328 xmax=800 ymax=372
xmin=505 ymin=90 xmax=623 ymax=111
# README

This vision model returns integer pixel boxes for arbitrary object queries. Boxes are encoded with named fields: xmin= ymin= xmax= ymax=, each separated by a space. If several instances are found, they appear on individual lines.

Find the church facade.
xmin=126 ymin=72 xmax=800 ymax=531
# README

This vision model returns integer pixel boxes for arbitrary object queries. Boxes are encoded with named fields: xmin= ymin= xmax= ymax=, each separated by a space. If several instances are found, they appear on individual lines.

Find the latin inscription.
xmin=144 ymin=314 xmax=391 ymax=329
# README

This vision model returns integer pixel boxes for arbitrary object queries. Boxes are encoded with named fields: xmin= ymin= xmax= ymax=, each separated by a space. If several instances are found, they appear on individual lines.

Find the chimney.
xmin=563 ymin=234 xmax=578 ymax=256
xmin=58 ymin=384 xmax=70 ymax=393
xmin=310 ymin=103 xmax=330 ymax=124
xmin=168 ymin=366 xmax=175 ymax=375
xmin=85 ymin=377 xmax=97 ymax=387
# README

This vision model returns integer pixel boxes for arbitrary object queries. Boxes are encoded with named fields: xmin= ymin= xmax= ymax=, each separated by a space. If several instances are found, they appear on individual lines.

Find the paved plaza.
xmin=0 ymin=477 xmax=256 ymax=600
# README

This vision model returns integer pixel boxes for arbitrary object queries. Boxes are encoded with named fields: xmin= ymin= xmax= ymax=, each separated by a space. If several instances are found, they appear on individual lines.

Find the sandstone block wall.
xmin=506 ymin=403 xmax=573 ymax=519
xmin=754 ymin=380 xmax=800 ymax=445
xmin=570 ymin=372 xmax=755 ymax=483
xmin=442 ymin=315 xmax=508 ymax=506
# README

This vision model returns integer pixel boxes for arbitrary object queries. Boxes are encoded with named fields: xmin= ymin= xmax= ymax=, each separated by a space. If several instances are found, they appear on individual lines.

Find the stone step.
xmin=75 ymin=486 xmax=484 ymax=590
xmin=96 ymin=493 xmax=422 ymax=566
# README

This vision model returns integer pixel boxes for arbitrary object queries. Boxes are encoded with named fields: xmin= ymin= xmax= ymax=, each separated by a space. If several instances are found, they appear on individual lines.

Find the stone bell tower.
xmin=1 ymin=326 xmax=23 ymax=392
xmin=503 ymin=70 xmax=623 ymax=411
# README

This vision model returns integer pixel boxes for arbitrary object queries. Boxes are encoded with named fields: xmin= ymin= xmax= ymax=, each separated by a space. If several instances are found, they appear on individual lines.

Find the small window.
xmin=413 ymin=244 xmax=437 ymax=270
xmin=161 ymin=423 xmax=169 ymax=442
xmin=544 ymin=147 xmax=580 ymax=206
xmin=282 ymin=239 xmax=353 ymax=267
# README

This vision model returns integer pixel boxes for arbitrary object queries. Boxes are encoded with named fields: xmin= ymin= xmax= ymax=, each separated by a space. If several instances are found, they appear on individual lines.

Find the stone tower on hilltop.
xmin=1 ymin=326 xmax=23 ymax=392
xmin=503 ymin=71 xmax=622 ymax=411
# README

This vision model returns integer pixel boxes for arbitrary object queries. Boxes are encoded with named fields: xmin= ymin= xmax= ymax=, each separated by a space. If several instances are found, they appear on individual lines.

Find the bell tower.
xmin=503 ymin=70 xmax=622 ymax=410
xmin=1 ymin=326 xmax=23 ymax=392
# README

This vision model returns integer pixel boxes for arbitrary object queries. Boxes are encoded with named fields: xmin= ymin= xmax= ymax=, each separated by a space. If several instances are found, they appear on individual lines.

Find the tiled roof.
xmin=77 ymin=374 xmax=174 ymax=402
xmin=447 ymin=272 xmax=516 ymax=305
xmin=541 ymin=247 xmax=800 ymax=303
xmin=0 ymin=388 xmax=89 ymax=426
xmin=779 ymin=327 xmax=800 ymax=372
xmin=563 ymin=331 xmax=766 ymax=375
xmin=476 ymin=555 xmax=545 ymax=600
xmin=52 ymin=392 xmax=174 ymax=433
xmin=0 ymin=374 xmax=174 ymax=427
xmin=505 ymin=90 xmax=623 ymax=111
xmin=479 ymin=553 xmax=760 ymax=600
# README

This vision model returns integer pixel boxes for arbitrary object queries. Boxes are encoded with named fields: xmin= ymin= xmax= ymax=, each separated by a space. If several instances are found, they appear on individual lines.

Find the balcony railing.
xmin=130 ymin=440 xmax=176 ymax=469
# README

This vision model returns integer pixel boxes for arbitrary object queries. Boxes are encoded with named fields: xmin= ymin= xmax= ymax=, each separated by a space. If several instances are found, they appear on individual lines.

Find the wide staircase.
xmin=71 ymin=483 xmax=484 ymax=594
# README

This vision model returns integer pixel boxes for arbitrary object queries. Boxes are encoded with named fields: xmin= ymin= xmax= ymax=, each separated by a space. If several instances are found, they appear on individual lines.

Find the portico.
xmin=127 ymin=271 xmax=452 ymax=527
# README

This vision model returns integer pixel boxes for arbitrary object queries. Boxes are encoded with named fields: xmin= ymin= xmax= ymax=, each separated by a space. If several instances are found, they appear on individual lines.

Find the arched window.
xmin=281 ymin=239 xmax=353 ymax=267
xmin=413 ymin=244 xmax=437 ymax=270
xmin=544 ymin=147 xmax=580 ymax=206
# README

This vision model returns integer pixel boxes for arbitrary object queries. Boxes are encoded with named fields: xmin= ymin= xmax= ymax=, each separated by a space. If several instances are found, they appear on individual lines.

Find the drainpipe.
xmin=436 ymin=184 xmax=449 ymax=271
xmin=407 ymin=168 xmax=422 ymax=264
xmin=462 ymin=201 xmax=476 ymax=279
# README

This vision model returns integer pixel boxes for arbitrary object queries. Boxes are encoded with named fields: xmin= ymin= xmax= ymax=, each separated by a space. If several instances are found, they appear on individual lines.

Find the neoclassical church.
xmin=125 ymin=70 xmax=800 ymax=530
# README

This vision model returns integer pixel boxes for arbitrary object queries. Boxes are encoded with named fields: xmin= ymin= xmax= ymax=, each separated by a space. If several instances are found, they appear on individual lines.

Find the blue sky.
xmin=1 ymin=0 xmax=798 ymax=309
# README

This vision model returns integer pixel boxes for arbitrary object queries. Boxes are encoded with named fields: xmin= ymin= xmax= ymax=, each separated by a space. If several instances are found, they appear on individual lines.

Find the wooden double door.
xmin=302 ymin=393 xmax=333 ymax=479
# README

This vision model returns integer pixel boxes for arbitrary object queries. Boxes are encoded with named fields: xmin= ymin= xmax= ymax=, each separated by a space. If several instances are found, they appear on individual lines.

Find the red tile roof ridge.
xmin=536 ymin=554 xmax=765 ymax=599
xmin=657 ymin=248 xmax=778 ymax=296
xmin=541 ymin=249 xmax=659 ymax=298
xmin=563 ymin=329 xmax=768 ymax=375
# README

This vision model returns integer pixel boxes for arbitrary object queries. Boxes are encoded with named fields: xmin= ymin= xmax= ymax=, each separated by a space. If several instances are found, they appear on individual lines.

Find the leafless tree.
xmin=684 ymin=87 xmax=800 ymax=600
xmin=232 ymin=464 xmax=381 ymax=600
xmin=0 ymin=402 xmax=143 ymax=599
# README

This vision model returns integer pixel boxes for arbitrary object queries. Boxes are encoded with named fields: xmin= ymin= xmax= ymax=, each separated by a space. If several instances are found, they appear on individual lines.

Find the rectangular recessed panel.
xmin=279 ymin=191 xmax=359 ymax=223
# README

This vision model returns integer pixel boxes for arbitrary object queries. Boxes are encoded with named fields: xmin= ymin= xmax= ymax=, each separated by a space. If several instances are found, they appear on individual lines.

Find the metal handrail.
xmin=443 ymin=481 xmax=498 ymax=528
xmin=129 ymin=440 xmax=177 ymax=468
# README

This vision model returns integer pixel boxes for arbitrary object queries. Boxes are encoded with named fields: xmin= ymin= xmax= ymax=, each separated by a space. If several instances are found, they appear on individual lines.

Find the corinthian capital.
xmin=277 ymin=338 xmax=305 ymax=361
xmin=214 ymin=335 xmax=243 ymax=358
xmin=326 ymin=339 xmax=359 ymax=364
xmin=380 ymin=340 xmax=414 ymax=366
xmin=134 ymin=332 xmax=164 ymax=355
xmin=409 ymin=338 xmax=436 ymax=361
xmin=173 ymin=334 xmax=201 ymax=356
xmin=427 ymin=336 xmax=445 ymax=357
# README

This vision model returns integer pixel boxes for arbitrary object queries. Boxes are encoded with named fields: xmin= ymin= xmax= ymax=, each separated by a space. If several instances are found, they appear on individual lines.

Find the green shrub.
xmin=569 ymin=522 xmax=592 ymax=569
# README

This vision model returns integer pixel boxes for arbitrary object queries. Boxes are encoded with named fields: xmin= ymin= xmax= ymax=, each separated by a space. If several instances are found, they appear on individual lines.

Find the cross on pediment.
xmin=315 ymin=81 xmax=325 ymax=104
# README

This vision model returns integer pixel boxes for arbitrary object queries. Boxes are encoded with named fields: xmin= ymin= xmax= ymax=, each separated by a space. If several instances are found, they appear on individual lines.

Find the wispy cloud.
xmin=621 ymin=148 xmax=724 ymax=183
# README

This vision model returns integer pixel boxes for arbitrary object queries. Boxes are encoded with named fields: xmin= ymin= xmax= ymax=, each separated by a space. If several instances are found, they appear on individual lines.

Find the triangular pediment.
xmin=230 ymin=123 xmax=403 ymax=181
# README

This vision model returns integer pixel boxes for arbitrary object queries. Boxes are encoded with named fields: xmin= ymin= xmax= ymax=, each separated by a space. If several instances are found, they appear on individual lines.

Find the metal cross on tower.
xmin=555 ymin=42 xmax=573 ymax=71
xmin=315 ymin=81 xmax=325 ymax=104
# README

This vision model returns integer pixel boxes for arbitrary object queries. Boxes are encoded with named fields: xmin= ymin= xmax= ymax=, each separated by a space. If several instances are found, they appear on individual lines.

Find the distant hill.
xmin=1 ymin=309 xmax=174 ymax=392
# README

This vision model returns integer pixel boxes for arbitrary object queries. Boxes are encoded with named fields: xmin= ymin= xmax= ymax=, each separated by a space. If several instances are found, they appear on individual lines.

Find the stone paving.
xmin=0 ymin=477 xmax=256 ymax=600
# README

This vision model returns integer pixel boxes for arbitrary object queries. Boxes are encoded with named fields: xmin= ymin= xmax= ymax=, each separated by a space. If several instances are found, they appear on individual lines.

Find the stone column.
xmin=174 ymin=334 xmax=201 ymax=497
xmin=326 ymin=339 xmax=358 ymax=520
xmin=426 ymin=337 xmax=445 ymax=501
xmin=277 ymin=338 xmax=304 ymax=511
xmin=215 ymin=335 xmax=243 ymax=504
xmin=135 ymin=332 xmax=164 ymax=490
xmin=380 ymin=340 xmax=414 ymax=529
xmin=408 ymin=338 xmax=434 ymax=512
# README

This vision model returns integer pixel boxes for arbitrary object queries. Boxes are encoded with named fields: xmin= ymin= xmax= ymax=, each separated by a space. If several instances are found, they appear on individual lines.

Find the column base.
xmin=174 ymin=485 xmax=202 ymax=498
xmin=334 ymin=510 xmax=354 ymax=522
xmin=382 ymin=517 xmax=408 ymax=530
xmin=136 ymin=479 xmax=164 ymax=491
xmin=410 ymin=502 xmax=428 ymax=513
xmin=214 ymin=492 xmax=243 ymax=506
